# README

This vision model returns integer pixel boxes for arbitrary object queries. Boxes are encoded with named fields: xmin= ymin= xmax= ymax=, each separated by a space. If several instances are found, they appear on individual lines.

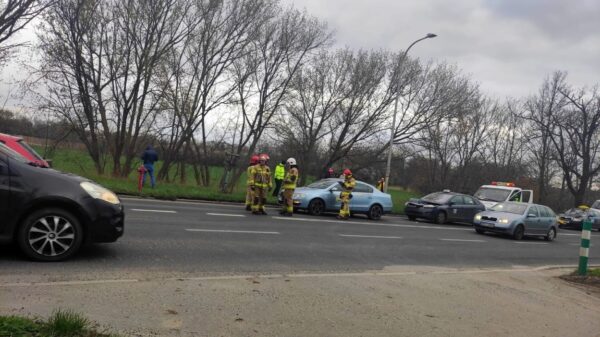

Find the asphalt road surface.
xmin=1 ymin=197 xmax=598 ymax=280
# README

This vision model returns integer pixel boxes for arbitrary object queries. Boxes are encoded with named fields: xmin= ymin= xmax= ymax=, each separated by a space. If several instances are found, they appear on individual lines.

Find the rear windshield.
xmin=474 ymin=187 xmax=512 ymax=202
xmin=307 ymin=180 xmax=336 ymax=189
xmin=490 ymin=202 xmax=527 ymax=215
xmin=422 ymin=192 xmax=453 ymax=204
xmin=17 ymin=140 xmax=44 ymax=160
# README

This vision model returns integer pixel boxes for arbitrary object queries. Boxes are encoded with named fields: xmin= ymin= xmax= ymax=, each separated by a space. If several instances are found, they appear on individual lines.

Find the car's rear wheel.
xmin=307 ymin=199 xmax=325 ymax=216
xmin=475 ymin=228 xmax=485 ymax=234
xmin=513 ymin=224 xmax=525 ymax=240
xmin=368 ymin=204 xmax=383 ymax=220
xmin=545 ymin=227 xmax=557 ymax=242
xmin=18 ymin=208 xmax=83 ymax=262
xmin=434 ymin=211 xmax=446 ymax=224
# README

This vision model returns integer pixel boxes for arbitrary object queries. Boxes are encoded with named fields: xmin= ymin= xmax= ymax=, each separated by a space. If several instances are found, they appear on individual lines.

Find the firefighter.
xmin=250 ymin=154 xmax=272 ymax=215
xmin=245 ymin=154 xmax=260 ymax=211
xmin=337 ymin=169 xmax=356 ymax=220
xmin=376 ymin=177 xmax=385 ymax=192
xmin=280 ymin=157 xmax=299 ymax=216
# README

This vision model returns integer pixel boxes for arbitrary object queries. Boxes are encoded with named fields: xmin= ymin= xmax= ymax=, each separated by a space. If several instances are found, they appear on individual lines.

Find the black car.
xmin=404 ymin=191 xmax=486 ymax=224
xmin=0 ymin=144 xmax=124 ymax=261
xmin=558 ymin=207 xmax=600 ymax=231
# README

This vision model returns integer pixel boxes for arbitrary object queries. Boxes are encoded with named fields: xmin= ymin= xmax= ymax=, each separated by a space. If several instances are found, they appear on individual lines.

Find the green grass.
xmin=588 ymin=268 xmax=600 ymax=277
xmin=0 ymin=310 xmax=120 ymax=337
xmin=36 ymin=146 xmax=419 ymax=214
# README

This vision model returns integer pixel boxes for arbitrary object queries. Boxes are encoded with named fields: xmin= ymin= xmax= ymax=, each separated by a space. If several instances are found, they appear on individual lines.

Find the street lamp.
xmin=384 ymin=33 xmax=437 ymax=193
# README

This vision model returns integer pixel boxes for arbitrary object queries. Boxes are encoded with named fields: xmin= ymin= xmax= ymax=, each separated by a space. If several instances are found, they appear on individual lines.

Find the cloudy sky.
xmin=283 ymin=0 xmax=599 ymax=98
xmin=1 ymin=0 xmax=599 ymax=110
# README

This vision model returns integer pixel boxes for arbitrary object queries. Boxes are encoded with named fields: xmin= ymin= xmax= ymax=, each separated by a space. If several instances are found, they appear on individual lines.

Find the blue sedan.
xmin=473 ymin=201 xmax=558 ymax=241
xmin=282 ymin=179 xmax=393 ymax=220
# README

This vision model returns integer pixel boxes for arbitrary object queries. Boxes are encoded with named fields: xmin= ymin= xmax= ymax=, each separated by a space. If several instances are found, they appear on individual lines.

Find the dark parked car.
xmin=558 ymin=206 xmax=600 ymax=231
xmin=0 ymin=144 xmax=124 ymax=261
xmin=404 ymin=191 xmax=486 ymax=224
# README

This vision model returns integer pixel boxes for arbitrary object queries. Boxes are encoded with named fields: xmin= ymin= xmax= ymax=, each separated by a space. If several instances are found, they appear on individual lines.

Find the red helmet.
xmin=250 ymin=155 xmax=259 ymax=165
xmin=343 ymin=169 xmax=352 ymax=176
xmin=259 ymin=153 xmax=269 ymax=162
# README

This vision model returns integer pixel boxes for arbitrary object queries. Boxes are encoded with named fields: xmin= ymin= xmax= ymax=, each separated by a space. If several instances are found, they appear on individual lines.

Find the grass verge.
xmin=0 ymin=309 xmax=120 ymax=337
xmin=37 ymin=147 xmax=419 ymax=214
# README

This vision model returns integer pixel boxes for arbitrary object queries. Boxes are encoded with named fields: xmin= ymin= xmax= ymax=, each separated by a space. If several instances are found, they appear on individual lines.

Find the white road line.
xmin=0 ymin=279 xmax=139 ymax=287
xmin=272 ymin=216 xmax=471 ymax=231
xmin=339 ymin=234 xmax=403 ymax=239
xmin=514 ymin=242 xmax=548 ymax=245
xmin=131 ymin=209 xmax=177 ymax=213
xmin=440 ymin=238 xmax=486 ymax=243
xmin=206 ymin=213 xmax=246 ymax=217
xmin=185 ymin=229 xmax=280 ymax=235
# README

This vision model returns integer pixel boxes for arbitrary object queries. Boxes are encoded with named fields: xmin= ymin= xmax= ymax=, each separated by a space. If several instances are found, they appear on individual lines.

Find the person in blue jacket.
xmin=141 ymin=145 xmax=159 ymax=188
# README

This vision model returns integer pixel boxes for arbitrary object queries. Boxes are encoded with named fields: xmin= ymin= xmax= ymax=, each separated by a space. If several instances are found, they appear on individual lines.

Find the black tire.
xmin=545 ymin=227 xmax=557 ymax=242
xmin=368 ymin=204 xmax=383 ymax=220
xmin=434 ymin=211 xmax=447 ymax=224
xmin=407 ymin=215 xmax=416 ymax=221
xmin=307 ymin=199 xmax=325 ymax=216
xmin=475 ymin=228 xmax=485 ymax=234
xmin=17 ymin=208 xmax=84 ymax=262
xmin=513 ymin=224 xmax=525 ymax=240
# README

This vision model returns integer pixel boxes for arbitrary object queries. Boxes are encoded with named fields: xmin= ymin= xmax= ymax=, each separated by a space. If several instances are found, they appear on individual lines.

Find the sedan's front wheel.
xmin=545 ymin=227 xmax=557 ymax=242
xmin=18 ymin=208 xmax=84 ymax=262
xmin=307 ymin=199 xmax=325 ymax=216
xmin=368 ymin=204 xmax=383 ymax=220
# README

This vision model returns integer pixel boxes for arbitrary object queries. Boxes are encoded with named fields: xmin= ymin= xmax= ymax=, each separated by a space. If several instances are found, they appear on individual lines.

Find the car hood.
xmin=479 ymin=200 xmax=499 ymax=210
xmin=14 ymin=159 xmax=90 ymax=184
xmin=479 ymin=211 xmax=523 ymax=221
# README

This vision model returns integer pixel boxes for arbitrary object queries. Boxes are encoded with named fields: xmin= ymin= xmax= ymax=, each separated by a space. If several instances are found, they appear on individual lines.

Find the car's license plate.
xmin=481 ymin=222 xmax=495 ymax=228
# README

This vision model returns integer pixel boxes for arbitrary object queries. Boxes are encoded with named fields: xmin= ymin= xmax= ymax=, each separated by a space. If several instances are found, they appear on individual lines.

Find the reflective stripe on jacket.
xmin=283 ymin=167 xmax=299 ymax=190
xmin=251 ymin=164 xmax=271 ymax=188
xmin=342 ymin=176 xmax=356 ymax=192
xmin=246 ymin=165 xmax=256 ymax=185
xmin=274 ymin=164 xmax=285 ymax=180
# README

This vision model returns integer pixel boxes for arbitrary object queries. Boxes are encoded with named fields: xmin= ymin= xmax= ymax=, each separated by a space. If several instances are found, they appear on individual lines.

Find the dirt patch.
xmin=560 ymin=274 xmax=600 ymax=290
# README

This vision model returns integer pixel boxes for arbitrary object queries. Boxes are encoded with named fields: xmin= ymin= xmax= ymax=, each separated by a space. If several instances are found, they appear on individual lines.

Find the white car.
xmin=473 ymin=182 xmax=533 ymax=210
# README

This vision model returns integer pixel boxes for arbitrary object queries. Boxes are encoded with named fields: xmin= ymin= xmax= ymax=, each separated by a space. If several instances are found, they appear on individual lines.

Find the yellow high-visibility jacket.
xmin=274 ymin=163 xmax=285 ymax=180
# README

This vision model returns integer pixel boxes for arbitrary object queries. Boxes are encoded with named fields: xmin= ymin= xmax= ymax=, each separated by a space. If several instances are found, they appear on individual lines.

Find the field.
xmin=37 ymin=147 xmax=418 ymax=214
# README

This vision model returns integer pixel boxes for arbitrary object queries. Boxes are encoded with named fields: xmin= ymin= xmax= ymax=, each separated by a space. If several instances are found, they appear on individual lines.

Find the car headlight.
xmin=80 ymin=182 xmax=120 ymax=205
xmin=475 ymin=214 xmax=482 ymax=221
xmin=293 ymin=193 xmax=305 ymax=199
xmin=498 ymin=218 xmax=509 ymax=224
xmin=423 ymin=204 xmax=435 ymax=208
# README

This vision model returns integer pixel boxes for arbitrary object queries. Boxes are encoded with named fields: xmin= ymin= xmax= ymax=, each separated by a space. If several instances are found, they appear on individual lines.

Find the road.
xmin=0 ymin=197 xmax=598 ymax=281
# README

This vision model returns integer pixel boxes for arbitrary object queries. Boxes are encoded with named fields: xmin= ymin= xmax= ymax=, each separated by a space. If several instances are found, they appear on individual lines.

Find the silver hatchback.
xmin=473 ymin=202 xmax=558 ymax=241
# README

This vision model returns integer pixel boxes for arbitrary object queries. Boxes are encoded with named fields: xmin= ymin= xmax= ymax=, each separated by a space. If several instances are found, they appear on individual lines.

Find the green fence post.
xmin=578 ymin=218 xmax=593 ymax=276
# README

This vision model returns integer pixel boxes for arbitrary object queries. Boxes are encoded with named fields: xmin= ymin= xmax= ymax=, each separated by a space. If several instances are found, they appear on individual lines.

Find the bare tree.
xmin=155 ymin=0 xmax=269 ymax=185
xmin=224 ymin=6 xmax=331 ymax=191
xmin=521 ymin=72 xmax=568 ymax=203
xmin=549 ymin=80 xmax=600 ymax=206
xmin=0 ymin=0 xmax=50 ymax=63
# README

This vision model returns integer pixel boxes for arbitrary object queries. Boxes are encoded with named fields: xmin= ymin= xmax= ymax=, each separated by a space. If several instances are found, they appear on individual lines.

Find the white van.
xmin=473 ymin=182 xmax=533 ymax=210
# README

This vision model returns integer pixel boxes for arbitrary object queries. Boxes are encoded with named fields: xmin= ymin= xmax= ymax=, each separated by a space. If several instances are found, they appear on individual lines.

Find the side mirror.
xmin=527 ymin=213 xmax=537 ymax=218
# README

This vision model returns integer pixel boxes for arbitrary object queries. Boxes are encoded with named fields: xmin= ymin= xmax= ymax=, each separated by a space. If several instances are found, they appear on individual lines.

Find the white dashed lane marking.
xmin=206 ymin=213 xmax=246 ymax=217
xmin=440 ymin=238 xmax=486 ymax=243
xmin=339 ymin=234 xmax=403 ymax=239
xmin=131 ymin=209 xmax=177 ymax=213
xmin=185 ymin=229 xmax=280 ymax=235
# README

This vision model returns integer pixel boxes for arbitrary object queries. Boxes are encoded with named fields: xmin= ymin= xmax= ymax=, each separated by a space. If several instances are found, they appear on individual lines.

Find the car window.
xmin=592 ymin=200 xmax=600 ymax=209
xmin=450 ymin=196 xmax=464 ymax=205
xmin=545 ymin=207 xmax=556 ymax=218
xmin=353 ymin=183 xmax=373 ymax=193
xmin=307 ymin=180 xmax=336 ymax=189
xmin=528 ymin=206 xmax=540 ymax=217
xmin=464 ymin=196 xmax=476 ymax=205
xmin=17 ymin=139 xmax=44 ymax=160
xmin=508 ymin=191 xmax=522 ymax=202
xmin=538 ymin=206 xmax=549 ymax=217
xmin=474 ymin=187 xmax=511 ymax=202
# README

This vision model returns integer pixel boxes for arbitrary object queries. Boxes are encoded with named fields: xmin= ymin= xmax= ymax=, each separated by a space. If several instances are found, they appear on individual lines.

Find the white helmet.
xmin=286 ymin=157 xmax=297 ymax=166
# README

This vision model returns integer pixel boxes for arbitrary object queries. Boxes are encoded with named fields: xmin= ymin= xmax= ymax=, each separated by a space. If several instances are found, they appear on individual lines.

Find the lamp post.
xmin=384 ymin=33 xmax=437 ymax=193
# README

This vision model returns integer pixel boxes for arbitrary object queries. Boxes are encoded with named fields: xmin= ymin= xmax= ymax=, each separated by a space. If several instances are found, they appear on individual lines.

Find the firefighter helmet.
xmin=250 ymin=155 xmax=259 ymax=165
xmin=259 ymin=154 xmax=269 ymax=162
xmin=343 ymin=169 xmax=352 ymax=176
xmin=286 ymin=157 xmax=297 ymax=166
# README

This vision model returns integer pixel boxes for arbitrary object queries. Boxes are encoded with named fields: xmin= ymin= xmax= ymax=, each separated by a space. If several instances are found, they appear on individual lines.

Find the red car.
xmin=0 ymin=133 xmax=50 ymax=167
